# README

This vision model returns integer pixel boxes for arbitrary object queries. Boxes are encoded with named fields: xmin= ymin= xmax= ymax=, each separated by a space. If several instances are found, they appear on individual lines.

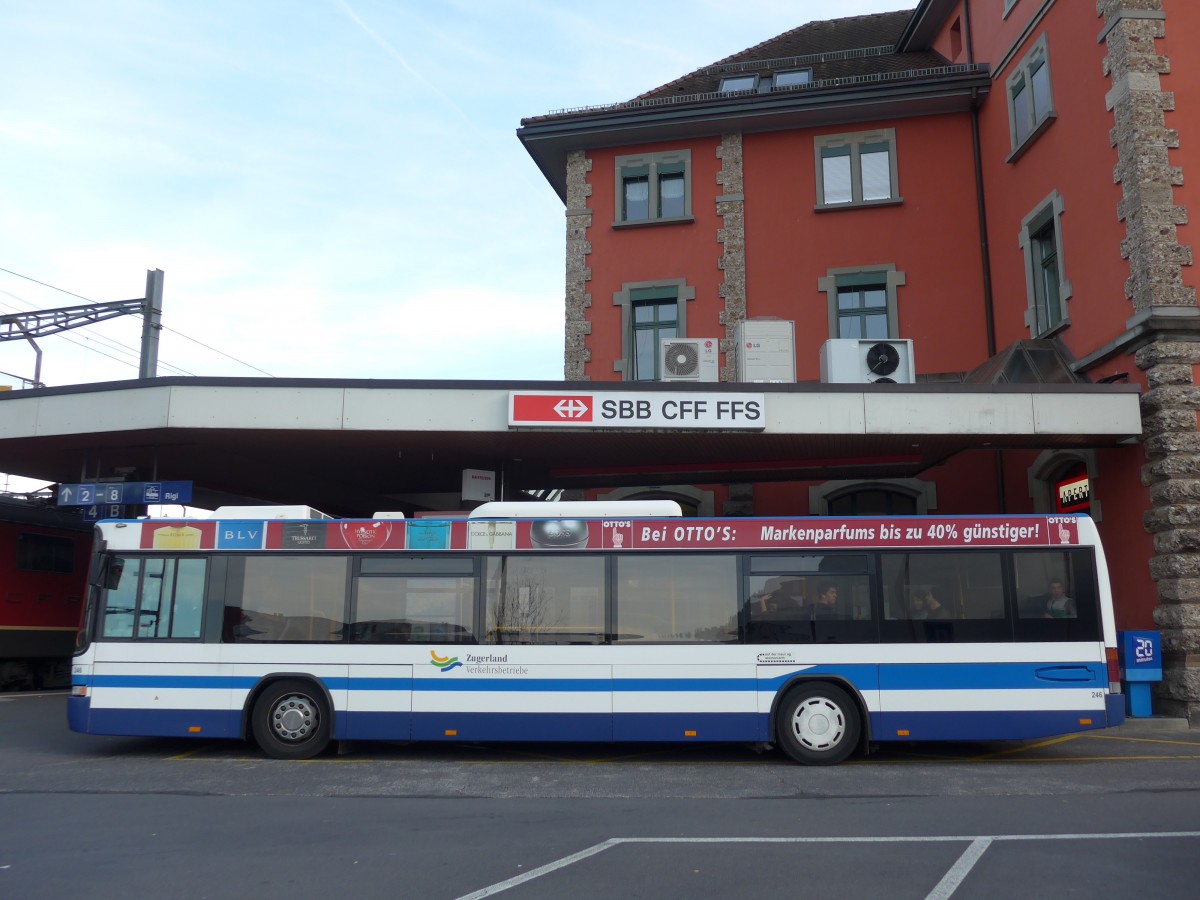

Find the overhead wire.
xmin=0 ymin=266 xmax=274 ymax=379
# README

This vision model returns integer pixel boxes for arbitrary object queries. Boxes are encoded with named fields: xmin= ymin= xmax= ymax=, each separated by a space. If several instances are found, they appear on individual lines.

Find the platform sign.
xmin=82 ymin=504 xmax=126 ymax=522
xmin=57 ymin=481 xmax=193 ymax=507
xmin=58 ymin=484 xmax=98 ymax=506
xmin=139 ymin=482 xmax=193 ymax=503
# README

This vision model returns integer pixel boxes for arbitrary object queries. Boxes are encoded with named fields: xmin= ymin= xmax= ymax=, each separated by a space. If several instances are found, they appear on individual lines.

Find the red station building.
xmin=518 ymin=1 xmax=1200 ymax=722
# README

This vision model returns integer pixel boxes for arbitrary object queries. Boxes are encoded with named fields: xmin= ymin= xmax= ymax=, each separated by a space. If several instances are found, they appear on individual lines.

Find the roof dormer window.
xmin=718 ymin=74 xmax=758 ymax=93
xmin=773 ymin=69 xmax=813 ymax=88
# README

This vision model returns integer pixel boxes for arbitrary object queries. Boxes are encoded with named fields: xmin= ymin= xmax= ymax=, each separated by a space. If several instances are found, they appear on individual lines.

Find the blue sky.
xmin=0 ymin=0 xmax=913 ymax=389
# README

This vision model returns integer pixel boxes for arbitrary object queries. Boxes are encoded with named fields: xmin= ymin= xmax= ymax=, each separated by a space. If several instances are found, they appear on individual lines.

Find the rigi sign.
xmin=509 ymin=391 xmax=766 ymax=430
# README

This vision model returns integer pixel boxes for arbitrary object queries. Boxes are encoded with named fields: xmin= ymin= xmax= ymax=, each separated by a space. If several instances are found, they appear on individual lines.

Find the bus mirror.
xmin=102 ymin=558 xmax=125 ymax=590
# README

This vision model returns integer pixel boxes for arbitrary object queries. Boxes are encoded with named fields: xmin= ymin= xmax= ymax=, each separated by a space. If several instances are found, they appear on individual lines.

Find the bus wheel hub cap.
xmin=273 ymin=697 xmax=315 ymax=740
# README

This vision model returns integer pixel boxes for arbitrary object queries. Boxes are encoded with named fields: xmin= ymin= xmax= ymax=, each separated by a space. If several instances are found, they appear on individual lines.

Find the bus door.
xmin=350 ymin=556 xmax=482 ymax=741
xmin=88 ymin=554 xmax=237 ymax=737
xmin=610 ymin=553 xmax=750 ymax=741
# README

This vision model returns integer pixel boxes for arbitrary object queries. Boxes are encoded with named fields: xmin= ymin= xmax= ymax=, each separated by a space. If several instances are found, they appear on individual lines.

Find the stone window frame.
xmin=1028 ymin=450 xmax=1101 ymax=522
xmin=813 ymin=128 xmax=901 ymax=211
xmin=1005 ymin=33 xmax=1056 ymax=162
xmin=613 ymin=150 xmax=694 ymax=227
xmin=1018 ymin=190 xmax=1071 ymax=337
xmin=1003 ymin=0 xmax=1019 ymax=18
xmin=612 ymin=278 xmax=696 ymax=381
xmin=818 ymin=264 xmax=905 ymax=339
xmin=596 ymin=484 xmax=716 ymax=518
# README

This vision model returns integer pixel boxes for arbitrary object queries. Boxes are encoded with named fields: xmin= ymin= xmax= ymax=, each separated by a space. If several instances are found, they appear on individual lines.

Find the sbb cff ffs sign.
xmin=509 ymin=391 xmax=766 ymax=430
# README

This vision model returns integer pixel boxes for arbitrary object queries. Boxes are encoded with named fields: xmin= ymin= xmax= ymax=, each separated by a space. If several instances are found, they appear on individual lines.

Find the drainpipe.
xmin=964 ymin=0 xmax=1005 ymax=509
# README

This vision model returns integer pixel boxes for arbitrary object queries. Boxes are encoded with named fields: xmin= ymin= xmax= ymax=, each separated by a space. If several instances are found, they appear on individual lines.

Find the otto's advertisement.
xmin=138 ymin=516 xmax=1080 ymax=551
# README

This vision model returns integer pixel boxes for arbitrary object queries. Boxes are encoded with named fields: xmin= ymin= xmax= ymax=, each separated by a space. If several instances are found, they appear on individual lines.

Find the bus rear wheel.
xmin=777 ymin=682 xmax=860 ymax=765
xmin=251 ymin=679 xmax=331 ymax=760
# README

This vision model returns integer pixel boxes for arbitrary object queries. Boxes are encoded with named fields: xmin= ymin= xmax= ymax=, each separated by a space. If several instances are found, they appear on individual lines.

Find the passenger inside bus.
xmin=756 ymin=577 xmax=803 ymax=614
xmin=908 ymin=588 xmax=947 ymax=620
xmin=808 ymin=581 xmax=845 ymax=619
xmin=1041 ymin=579 xmax=1077 ymax=619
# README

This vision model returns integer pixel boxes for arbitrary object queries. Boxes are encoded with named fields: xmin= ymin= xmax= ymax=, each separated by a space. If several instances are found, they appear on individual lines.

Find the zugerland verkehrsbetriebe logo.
xmin=429 ymin=650 xmax=528 ymax=675
xmin=429 ymin=651 xmax=462 ymax=672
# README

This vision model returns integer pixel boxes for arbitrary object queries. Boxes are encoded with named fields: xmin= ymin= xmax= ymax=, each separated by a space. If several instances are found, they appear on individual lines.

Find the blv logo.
xmin=1134 ymin=637 xmax=1156 ymax=663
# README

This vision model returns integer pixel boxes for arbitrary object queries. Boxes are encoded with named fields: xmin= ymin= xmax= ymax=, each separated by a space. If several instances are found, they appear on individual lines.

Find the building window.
xmin=810 ymin=479 xmax=935 ymax=516
xmin=836 ymin=279 xmax=889 ymax=339
xmin=814 ymin=129 xmax=900 ymax=210
xmin=719 ymin=75 xmax=757 ymax=93
xmin=773 ymin=69 xmax=812 ymax=89
xmin=1006 ymin=34 xmax=1055 ymax=161
xmin=1028 ymin=450 xmax=1101 ymax=521
xmin=614 ymin=150 xmax=692 ymax=225
xmin=818 ymin=265 xmax=905 ymax=339
xmin=1018 ymin=191 xmax=1070 ymax=337
xmin=612 ymin=279 xmax=696 ymax=381
xmin=1030 ymin=220 xmax=1061 ymax=331
xmin=828 ymin=489 xmax=918 ymax=516
xmin=631 ymin=290 xmax=679 ymax=381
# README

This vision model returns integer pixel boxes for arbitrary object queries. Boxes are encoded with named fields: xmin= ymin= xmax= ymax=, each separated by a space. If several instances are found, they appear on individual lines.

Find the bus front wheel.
xmin=777 ymin=682 xmax=860 ymax=765
xmin=251 ymin=679 xmax=331 ymax=760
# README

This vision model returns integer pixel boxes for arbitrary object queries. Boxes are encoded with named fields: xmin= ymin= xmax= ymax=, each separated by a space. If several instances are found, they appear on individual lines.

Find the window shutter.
xmin=860 ymin=146 xmax=891 ymax=201
xmin=821 ymin=152 xmax=852 ymax=204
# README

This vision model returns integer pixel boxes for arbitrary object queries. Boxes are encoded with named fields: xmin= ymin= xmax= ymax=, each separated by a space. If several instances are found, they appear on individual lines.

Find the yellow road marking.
xmin=969 ymin=734 xmax=1081 ymax=760
xmin=1090 ymin=733 xmax=1200 ymax=747
xmin=167 ymin=746 xmax=212 ymax=760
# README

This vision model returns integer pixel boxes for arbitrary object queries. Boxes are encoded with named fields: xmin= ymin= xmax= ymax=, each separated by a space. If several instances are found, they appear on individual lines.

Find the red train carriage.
xmin=0 ymin=497 xmax=91 ymax=690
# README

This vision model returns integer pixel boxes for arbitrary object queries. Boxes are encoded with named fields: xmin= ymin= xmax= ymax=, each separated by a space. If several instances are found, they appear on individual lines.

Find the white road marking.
xmin=926 ymin=838 xmax=992 ymax=900
xmin=454 ymin=832 xmax=1200 ymax=900
xmin=453 ymin=839 xmax=621 ymax=900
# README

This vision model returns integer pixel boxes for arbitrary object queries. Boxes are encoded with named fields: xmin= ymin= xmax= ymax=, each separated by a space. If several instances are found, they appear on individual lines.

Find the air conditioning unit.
xmin=735 ymin=319 xmax=796 ymax=382
xmin=660 ymin=338 xmax=720 ymax=382
xmin=820 ymin=338 xmax=915 ymax=384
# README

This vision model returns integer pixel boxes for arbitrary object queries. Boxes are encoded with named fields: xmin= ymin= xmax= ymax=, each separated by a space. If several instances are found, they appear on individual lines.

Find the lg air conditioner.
xmin=660 ymin=338 xmax=720 ymax=382
xmin=819 ymin=338 xmax=915 ymax=384
xmin=735 ymin=319 xmax=796 ymax=382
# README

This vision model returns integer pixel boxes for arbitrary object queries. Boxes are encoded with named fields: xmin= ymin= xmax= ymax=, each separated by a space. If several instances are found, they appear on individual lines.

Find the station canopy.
xmin=0 ymin=374 xmax=1141 ymax=517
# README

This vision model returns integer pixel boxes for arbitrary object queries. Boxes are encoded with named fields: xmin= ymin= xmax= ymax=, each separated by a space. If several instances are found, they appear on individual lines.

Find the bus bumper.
xmin=1106 ymin=692 xmax=1127 ymax=728
xmin=67 ymin=694 xmax=91 ymax=733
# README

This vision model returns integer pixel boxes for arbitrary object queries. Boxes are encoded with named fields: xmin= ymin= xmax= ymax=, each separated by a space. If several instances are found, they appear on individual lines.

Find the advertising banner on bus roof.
xmin=134 ymin=515 xmax=1081 ymax=552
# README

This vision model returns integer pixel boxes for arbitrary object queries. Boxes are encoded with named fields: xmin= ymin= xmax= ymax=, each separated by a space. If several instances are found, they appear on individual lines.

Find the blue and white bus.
xmin=69 ymin=503 xmax=1125 ymax=764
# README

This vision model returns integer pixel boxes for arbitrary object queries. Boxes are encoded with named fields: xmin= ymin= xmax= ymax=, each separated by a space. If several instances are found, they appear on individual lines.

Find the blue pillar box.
xmin=1118 ymin=631 xmax=1163 ymax=718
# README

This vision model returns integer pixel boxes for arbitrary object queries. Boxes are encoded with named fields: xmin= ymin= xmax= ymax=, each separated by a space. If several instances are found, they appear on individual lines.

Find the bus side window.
xmin=613 ymin=554 xmax=738 ymax=643
xmin=353 ymin=573 xmax=476 ymax=644
xmin=229 ymin=556 xmax=349 ymax=643
xmin=743 ymin=554 xmax=875 ymax=644
xmin=484 ymin=555 xmax=605 ymax=645
xmin=1012 ymin=549 xmax=1099 ymax=641
xmin=879 ymin=551 xmax=1008 ymax=643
